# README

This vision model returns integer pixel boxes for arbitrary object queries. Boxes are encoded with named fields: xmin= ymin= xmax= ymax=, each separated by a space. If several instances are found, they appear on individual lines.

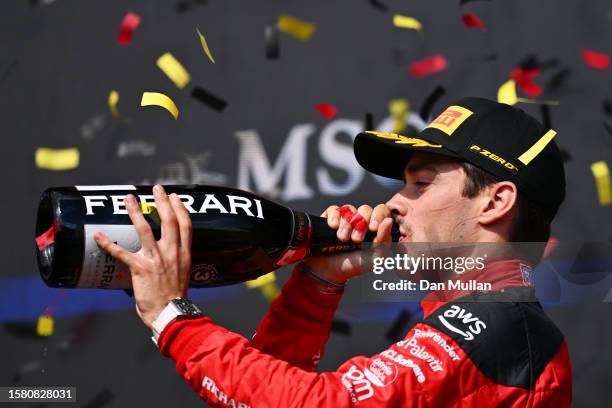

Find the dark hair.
xmin=460 ymin=162 xmax=551 ymax=242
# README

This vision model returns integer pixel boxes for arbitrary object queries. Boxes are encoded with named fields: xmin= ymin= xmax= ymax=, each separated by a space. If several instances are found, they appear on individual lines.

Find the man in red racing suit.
xmin=95 ymin=97 xmax=573 ymax=407
xmin=157 ymin=258 xmax=571 ymax=407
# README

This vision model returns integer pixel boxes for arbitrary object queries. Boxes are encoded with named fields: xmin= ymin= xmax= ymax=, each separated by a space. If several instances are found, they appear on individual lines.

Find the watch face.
xmin=173 ymin=298 xmax=202 ymax=316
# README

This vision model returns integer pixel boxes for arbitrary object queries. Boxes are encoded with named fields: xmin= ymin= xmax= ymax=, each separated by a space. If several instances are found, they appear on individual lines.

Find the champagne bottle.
xmin=35 ymin=185 xmax=399 ymax=289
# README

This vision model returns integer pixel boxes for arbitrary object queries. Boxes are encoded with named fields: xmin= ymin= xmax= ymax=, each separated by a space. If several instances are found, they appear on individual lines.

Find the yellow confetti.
xmin=389 ymin=99 xmax=410 ymax=133
xmin=37 ymin=315 xmax=54 ymax=337
xmin=196 ymin=28 xmax=215 ymax=64
xmin=246 ymin=271 xmax=276 ymax=289
xmin=140 ymin=92 xmax=179 ymax=120
xmin=591 ymin=161 xmax=612 ymax=206
xmin=140 ymin=202 xmax=160 ymax=224
xmin=156 ymin=52 xmax=191 ymax=89
xmin=497 ymin=80 xmax=560 ymax=106
xmin=108 ymin=90 xmax=120 ymax=119
xmin=277 ymin=15 xmax=316 ymax=41
xmin=260 ymin=282 xmax=280 ymax=301
xmin=393 ymin=14 xmax=422 ymax=31
xmin=35 ymin=148 xmax=79 ymax=171
xmin=139 ymin=202 xmax=155 ymax=215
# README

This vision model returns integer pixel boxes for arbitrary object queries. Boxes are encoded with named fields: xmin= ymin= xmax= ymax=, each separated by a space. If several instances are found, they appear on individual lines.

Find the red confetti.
xmin=117 ymin=12 xmax=141 ymax=45
xmin=35 ymin=225 xmax=55 ymax=251
xmin=511 ymin=67 xmax=543 ymax=97
xmin=316 ymin=103 xmax=337 ymax=119
xmin=409 ymin=54 xmax=448 ymax=78
xmin=462 ymin=13 xmax=485 ymax=31
xmin=543 ymin=237 xmax=559 ymax=258
xmin=582 ymin=48 xmax=610 ymax=69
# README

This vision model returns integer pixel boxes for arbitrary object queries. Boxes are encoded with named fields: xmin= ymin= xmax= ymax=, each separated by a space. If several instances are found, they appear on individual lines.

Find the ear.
xmin=477 ymin=181 xmax=518 ymax=226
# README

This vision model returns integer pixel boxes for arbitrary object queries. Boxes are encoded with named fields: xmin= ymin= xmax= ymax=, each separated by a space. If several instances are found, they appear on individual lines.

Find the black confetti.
xmin=264 ymin=25 xmax=280 ymax=60
xmin=191 ymin=86 xmax=228 ymax=112
xmin=603 ymin=99 xmax=612 ymax=116
xmin=176 ymin=0 xmax=207 ymax=13
xmin=385 ymin=309 xmax=413 ymax=341
xmin=460 ymin=0 xmax=491 ymax=5
xmin=420 ymin=86 xmax=446 ymax=121
xmin=368 ymin=0 xmax=388 ymax=12
xmin=540 ymin=104 xmax=552 ymax=130
xmin=365 ymin=112 xmax=374 ymax=131
xmin=331 ymin=318 xmax=351 ymax=335
xmin=544 ymin=67 xmax=571 ymax=93
xmin=83 ymin=389 xmax=115 ymax=408
xmin=603 ymin=121 xmax=612 ymax=139
xmin=559 ymin=148 xmax=572 ymax=162
xmin=3 ymin=322 xmax=42 ymax=340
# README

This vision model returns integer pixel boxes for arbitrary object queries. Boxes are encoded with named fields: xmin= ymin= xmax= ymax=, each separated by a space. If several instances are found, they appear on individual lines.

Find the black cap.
xmin=354 ymin=97 xmax=566 ymax=219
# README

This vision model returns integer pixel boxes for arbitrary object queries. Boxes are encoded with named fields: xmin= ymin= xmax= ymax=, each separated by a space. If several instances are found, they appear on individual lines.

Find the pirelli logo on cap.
xmin=425 ymin=105 xmax=474 ymax=136
xmin=366 ymin=131 xmax=442 ymax=148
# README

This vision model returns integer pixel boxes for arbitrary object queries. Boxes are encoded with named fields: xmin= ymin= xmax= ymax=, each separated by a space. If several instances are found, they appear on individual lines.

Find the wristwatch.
xmin=151 ymin=297 xmax=204 ymax=346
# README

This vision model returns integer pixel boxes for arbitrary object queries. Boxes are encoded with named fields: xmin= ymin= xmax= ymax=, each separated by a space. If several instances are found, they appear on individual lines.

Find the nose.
xmin=386 ymin=192 xmax=408 ymax=218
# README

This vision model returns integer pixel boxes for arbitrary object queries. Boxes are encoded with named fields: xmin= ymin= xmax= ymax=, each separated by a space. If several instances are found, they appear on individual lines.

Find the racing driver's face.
xmin=386 ymin=151 xmax=482 ymax=244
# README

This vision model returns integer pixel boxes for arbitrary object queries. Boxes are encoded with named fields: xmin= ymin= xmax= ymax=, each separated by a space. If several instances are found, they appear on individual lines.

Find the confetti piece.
xmin=176 ymin=0 xmax=207 ymax=13
xmin=462 ymin=13 xmax=485 ymax=30
xmin=540 ymin=104 xmax=551 ymax=129
xmin=108 ymin=90 xmax=120 ymax=119
xmin=259 ymin=282 xmax=280 ymax=301
xmin=385 ymin=309 xmax=412 ymax=341
xmin=511 ymin=67 xmax=543 ymax=97
xmin=156 ymin=52 xmax=191 ymax=89
xmin=559 ymin=148 xmax=572 ymax=162
xmin=316 ymin=103 xmax=337 ymax=119
xmin=264 ymin=25 xmax=280 ymax=59
xmin=460 ymin=0 xmax=491 ymax=4
xmin=603 ymin=122 xmax=612 ymax=139
xmin=191 ymin=86 xmax=227 ymax=112
xmin=582 ymin=48 xmax=610 ymax=69
xmin=117 ymin=12 xmax=141 ymax=45
xmin=12 ymin=360 xmax=41 ymax=384
xmin=140 ymin=92 xmax=179 ymax=120
xmin=420 ymin=85 xmax=446 ymax=120
xmin=3 ymin=322 xmax=40 ymax=340
xmin=117 ymin=140 xmax=156 ymax=157
xmin=389 ymin=98 xmax=410 ymax=132
xmin=409 ymin=54 xmax=448 ymax=78
xmin=497 ymin=80 xmax=559 ymax=106
xmin=365 ymin=112 xmax=374 ymax=131
xmin=591 ymin=161 xmax=612 ymax=205
xmin=331 ymin=318 xmax=352 ymax=335
xmin=246 ymin=271 xmax=276 ymax=289
xmin=35 ymin=225 xmax=55 ymax=251
xmin=543 ymin=237 xmax=559 ymax=258
xmin=277 ymin=15 xmax=316 ymax=41
xmin=196 ymin=28 xmax=215 ymax=64
xmin=35 ymin=148 xmax=79 ymax=171
xmin=604 ymin=100 xmax=612 ymax=116
xmin=368 ymin=0 xmax=388 ymax=12
xmin=393 ymin=15 xmax=422 ymax=31
xmin=37 ymin=315 xmax=54 ymax=337
xmin=544 ymin=67 xmax=571 ymax=92
xmin=83 ymin=388 xmax=115 ymax=408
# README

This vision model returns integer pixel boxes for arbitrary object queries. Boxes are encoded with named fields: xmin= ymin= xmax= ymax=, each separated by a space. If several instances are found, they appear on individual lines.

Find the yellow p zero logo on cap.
xmin=366 ymin=131 xmax=442 ymax=148
xmin=470 ymin=145 xmax=519 ymax=174
xmin=425 ymin=105 xmax=474 ymax=136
